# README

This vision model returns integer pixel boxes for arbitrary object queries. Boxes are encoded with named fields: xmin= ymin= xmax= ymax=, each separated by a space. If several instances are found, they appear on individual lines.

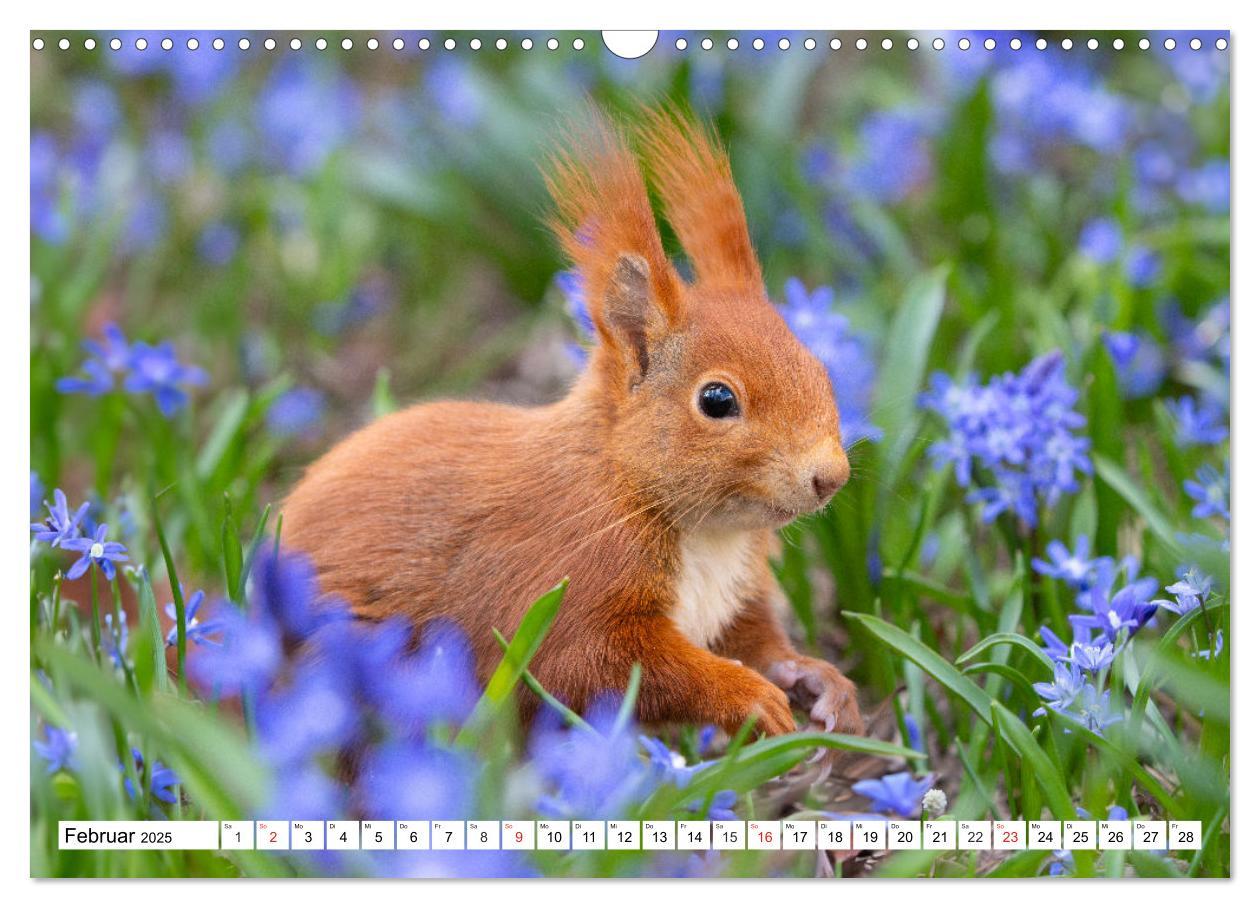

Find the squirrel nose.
xmin=812 ymin=470 xmax=844 ymax=502
xmin=804 ymin=437 xmax=850 ymax=505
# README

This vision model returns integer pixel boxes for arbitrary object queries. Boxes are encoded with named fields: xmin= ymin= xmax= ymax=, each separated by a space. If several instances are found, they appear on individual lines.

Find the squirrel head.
xmin=547 ymin=106 xmax=849 ymax=532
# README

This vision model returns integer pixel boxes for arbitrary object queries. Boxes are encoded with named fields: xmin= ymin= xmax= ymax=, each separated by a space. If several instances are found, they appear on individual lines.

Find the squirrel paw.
xmin=768 ymin=657 xmax=865 ymax=737
xmin=729 ymin=673 xmax=796 ymax=737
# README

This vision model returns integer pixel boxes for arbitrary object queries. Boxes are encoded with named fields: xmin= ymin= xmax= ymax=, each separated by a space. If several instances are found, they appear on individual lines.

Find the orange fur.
xmin=636 ymin=104 xmax=764 ymax=290
xmin=282 ymin=106 xmax=863 ymax=738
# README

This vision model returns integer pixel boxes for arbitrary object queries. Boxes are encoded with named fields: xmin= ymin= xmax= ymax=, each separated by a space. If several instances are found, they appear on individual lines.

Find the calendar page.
xmin=28 ymin=18 xmax=1231 ymax=884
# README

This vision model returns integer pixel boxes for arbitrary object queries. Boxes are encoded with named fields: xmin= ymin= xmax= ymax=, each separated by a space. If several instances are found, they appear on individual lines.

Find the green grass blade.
xmin=133 ymin=568 xmax=169 ymax=695
xmin=456 ymin=579 xmax=568 ymax=747
xmin=876 ymin=266 xmax=948 ymax=475
xmin=957 ymin=632 xmax=1054 ymax=675
xmin=844 ymin=611 xmax=994 ymax=725
xmin=1092 ymin=453 xmax=1180 ymax=553
xmin=990 ymin=702 xmax=1075 ymax=818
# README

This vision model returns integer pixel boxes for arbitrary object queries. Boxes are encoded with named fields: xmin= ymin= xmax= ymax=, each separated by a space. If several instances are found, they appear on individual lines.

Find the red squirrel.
xmin=282 ymin=107 xmax=864 ymax=737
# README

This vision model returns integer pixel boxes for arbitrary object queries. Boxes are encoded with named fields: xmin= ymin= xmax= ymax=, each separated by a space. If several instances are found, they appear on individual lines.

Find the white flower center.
xmin=89 ymin=543 xmax=104 ymax=559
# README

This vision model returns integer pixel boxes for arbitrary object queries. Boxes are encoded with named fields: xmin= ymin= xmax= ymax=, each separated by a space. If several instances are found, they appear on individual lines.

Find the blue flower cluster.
xmin=31 ymin=489 xmax=129 ymax=581
xmin=1033 ymin=536 xmax=1219 ymax=732
xmin=57 ymin=323 xmax=207 ymax=418
xmin=187 ymin=546 xmax=739 ymax=854
xmin=804 ymin=109 xmax=938 ymax=204
xmin=920 ymin=351 xmax=1090 ymax=526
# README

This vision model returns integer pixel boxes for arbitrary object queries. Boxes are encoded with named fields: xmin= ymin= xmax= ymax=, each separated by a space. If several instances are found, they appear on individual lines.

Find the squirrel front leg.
xmin=711 ymin=570 xmax=865 ymax=736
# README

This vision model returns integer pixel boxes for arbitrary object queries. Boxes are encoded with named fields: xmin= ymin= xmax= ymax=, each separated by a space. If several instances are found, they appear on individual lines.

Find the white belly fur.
xmin=670 ymin=528 xmax=757 ymax=648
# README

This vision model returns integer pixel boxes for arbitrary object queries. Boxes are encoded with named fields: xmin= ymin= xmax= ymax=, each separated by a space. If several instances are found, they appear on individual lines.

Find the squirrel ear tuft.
xmin=636 ymin=104 xmax=763 ymax=292
xmin=604 ymin=253 xmax=659 ymax=376
xmin=545 ymin=108 xmax=684 ymax=366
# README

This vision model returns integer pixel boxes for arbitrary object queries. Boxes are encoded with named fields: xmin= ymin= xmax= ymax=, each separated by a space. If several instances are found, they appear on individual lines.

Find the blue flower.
xmin=1032 ymin=535 xmax=1107 ymax=590
xmin=1168 ymin=396 xmax=1227 ymax=446
xmin=147 ymin=128 xmax=194 ymax=186
xmin=902 ymin=714 xmax=924 ymax=753
xmin=1158 ymin=34 xmax=1229 ymax=104
xmin=1103 ymin=331 xmax=1166 ymax=399
xmin=1033 ymin=662 xmax=1086 ymax=717
xmin=1078 ymin=218 xmax=1123 ymax=263
xmin=31 ymin=488 xmax=90 ymax=547
xmin=1077 ymin=686 xmax=1123 ymax=733
xmin=250 ymin=547 xmax=344 ymax=641
xmin=1155 ymin=568 xmax=1212 ymax=616
xmin=188 ymin=602 xmax=283 ymax=699
xmin=266 ymin=388 xmax=326 ymax=439
xmin=164 ymin=590 xmax=221 ymax=647
xmin=1124 ymin=246 xmax=1162 ymax=288
xmin=256 ymin=660 xmax=359 ymax=767
xmin=1068 ymin=640 xmax=1115 ymax=673
xmin=530 ymin=695 xmax=652 ymax=819
xmin=255 ymin=60 xmax=360 ymax=176
xmin=359 ymin=742 xmax=476 ymax=821
xmin=1074 ymin=575 xmax=1160 ymax=642
xmin=426 ymin=57 xmax=486 ymax=128
xmin=103 ymin=613 xmax=130 ymax=668
xmin=122 ymin=748 xmax=180 ymax=804
xmin=30 ymin=472 xmax=44 ymax=518
xmin=261 ymin=762 xmax=346 ymax=821
xmin=31 ymin=132 xmax=70 ymax=243
xmin=840 ymin=110 xmax=935 ymax=202
xmin=556 ymin=270 xmax=593 ymax=365
xmin=197 ymin=222 xmax=240 ymax=266
xmin=1184 ymin=463 xmax=1229 ymax=521
xmin=61 ymin=523 xmax=129 ymax=581
xmin=780 ymin=279 xmax=882 ymax=446
xmin=1177 ymin=159 xmax=1229 ymax=213
xmin=56 ymin=323 xmax=133 ymax=397
xmin=1039 ymin=621 xmax=1107 ymax=664
xmin=851 ymin=771 xmax=935 ymax=818
xmin=124 ymin=341 xmax=208 ymax=417
xmin=354 ymin=618 xmax=479 ymax=734
xmin=921 ymin=351 xmax=1090 ymax=526
xmin=34 ymin=726 xmax=78 ymax=774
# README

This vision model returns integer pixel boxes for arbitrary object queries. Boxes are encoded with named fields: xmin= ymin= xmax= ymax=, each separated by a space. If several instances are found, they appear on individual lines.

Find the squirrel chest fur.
xmin=282 ymin=106 xmax=865 ymax=738
xmin=671 ymin=528 xmax=759 ymax=648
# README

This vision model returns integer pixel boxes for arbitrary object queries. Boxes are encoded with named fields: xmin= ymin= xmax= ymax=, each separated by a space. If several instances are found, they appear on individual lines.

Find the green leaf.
xmin=221 ymin=496 xmax=243 ymax=606
xmin=35 ymin=639 xmax=268 ymax=818
xmin=1130 ymin=601 xmax=1223 ymax=729
xmin=990 ymin=702 xmax=1075 ymax=819
xmin=957 ymin=632 xmax=1054 ymax=675
xmin=491 ymin=628 xmax=593 ymax=733
xmin=1092 ymin=453 xmax=1179 ymax=553
xmin=235 ymin=503 xmax=273 ymax=605
xmin=151 ymin=494 xmax=187 ymax=691
xmin=133 ymin=569 xmax=169 ymax=695
xmin=195 ymin=389 xmax=250 ymax=481
xmin=456 ymin=579 xmax=568 ymax=747
xmin=371 ymin=367 xmax=397 ymax=418
xmin=844 ymin=611 xmax=994 ymax=725
xmin=1050 ymin=712 xmax=1181 ymax=815
xmin=876 ymin=266 xmax=949 ymax=475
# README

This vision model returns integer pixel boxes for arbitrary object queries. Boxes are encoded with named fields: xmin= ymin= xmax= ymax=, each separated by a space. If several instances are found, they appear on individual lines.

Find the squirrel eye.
xmin=698 ymin=382 xmax=739 ymax=419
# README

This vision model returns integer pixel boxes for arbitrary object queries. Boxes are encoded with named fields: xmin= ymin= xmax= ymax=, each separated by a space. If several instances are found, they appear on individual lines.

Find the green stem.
xmin=88 ymin=564 xmax=102 ymax=665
